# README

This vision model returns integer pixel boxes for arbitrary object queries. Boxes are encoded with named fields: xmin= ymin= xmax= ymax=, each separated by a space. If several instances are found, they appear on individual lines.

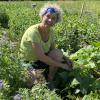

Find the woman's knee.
xmin=48 ymin=49 xmax=63 ymax=61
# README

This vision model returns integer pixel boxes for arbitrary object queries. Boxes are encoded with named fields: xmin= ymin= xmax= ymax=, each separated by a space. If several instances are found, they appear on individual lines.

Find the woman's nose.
xmin=48 ymin=19 xmax=52 ymax=22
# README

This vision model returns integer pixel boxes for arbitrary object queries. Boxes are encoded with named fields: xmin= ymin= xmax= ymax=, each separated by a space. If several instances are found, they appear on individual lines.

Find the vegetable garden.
xmin=0 ymin=1 xmax=100 ymax=100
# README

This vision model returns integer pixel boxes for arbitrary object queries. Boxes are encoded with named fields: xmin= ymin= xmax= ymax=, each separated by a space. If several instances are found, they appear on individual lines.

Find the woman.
xmin=20 ymin=3 xmax=73 ymax=88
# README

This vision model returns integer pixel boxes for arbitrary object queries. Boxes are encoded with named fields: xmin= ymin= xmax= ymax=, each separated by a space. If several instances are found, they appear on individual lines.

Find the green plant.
xmin=0 ymin=7 xmax=9 ymax=28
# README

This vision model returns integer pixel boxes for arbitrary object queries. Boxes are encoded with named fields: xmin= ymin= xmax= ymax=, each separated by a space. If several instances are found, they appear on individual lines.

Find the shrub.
xmin=54 ymin=10 xmax=99 ymax=54
xmin=8 ymin=4 xmax=40 ymax=41
xmin=0 ymin=7 xmax=9 ymax=28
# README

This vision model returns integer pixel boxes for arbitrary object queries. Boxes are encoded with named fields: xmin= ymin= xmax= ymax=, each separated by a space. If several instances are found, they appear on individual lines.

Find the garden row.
xmin=0 ymin=1 xmax=100 ymax=100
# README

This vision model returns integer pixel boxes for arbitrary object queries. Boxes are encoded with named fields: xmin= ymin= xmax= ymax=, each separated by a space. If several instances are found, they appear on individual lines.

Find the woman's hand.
xmin=61 ymin=63 xmax=72 ymax=71
xmin=63 ymin=56 xmax=73 ymax=69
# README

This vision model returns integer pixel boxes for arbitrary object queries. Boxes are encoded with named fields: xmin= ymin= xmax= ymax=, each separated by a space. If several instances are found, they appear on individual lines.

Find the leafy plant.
xmin=0 ymin=7 xmax=9 ymax=28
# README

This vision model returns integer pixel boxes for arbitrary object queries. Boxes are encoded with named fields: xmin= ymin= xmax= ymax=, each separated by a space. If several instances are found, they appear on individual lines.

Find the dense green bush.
xmin=55 ymin=44 xmax=100 ymax=99
xmin=18 ymin=84 xmax=61 ymax=100
xmin=0 ymin=43 xmax=26 ymax=97
xmin=7 ymin=4 xmax=40 ymax=40
xmin=0 ymin=7 xmax=9 ymax=28
xmin=54 ymin=10 xmax=99 ymax=53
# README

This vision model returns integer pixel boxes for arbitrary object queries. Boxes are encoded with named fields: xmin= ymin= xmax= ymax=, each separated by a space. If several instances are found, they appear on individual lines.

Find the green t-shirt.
xmin=20 ymin=24 xmax=55 ymax=61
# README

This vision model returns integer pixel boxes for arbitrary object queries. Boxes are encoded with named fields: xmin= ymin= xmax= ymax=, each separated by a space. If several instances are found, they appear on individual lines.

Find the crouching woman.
xmin=19 ymin=3 xmax=73 ymax=88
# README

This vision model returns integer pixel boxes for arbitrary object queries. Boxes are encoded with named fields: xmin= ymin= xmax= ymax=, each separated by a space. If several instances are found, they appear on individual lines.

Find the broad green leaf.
xmin=90 ymin=41 xmax=100 ymax=47
xmin=70 ymin=78 xmax=80 ymax=87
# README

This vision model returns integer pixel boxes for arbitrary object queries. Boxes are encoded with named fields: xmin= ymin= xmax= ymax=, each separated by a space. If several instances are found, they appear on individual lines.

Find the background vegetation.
xmin=0 ymin=1 xmax=100 ymax=100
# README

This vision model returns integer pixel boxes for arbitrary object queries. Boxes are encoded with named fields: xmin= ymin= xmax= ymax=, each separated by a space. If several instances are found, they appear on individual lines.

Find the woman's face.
xmin=42 ymin=13 xmax=57 ymax=28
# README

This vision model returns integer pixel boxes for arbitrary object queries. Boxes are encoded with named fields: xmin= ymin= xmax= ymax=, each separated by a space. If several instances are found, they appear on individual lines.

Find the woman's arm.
xmin=32 ymin=42 xmax=69 ymax=70
xmin=50 ymin=41 xmax=73 ymax=70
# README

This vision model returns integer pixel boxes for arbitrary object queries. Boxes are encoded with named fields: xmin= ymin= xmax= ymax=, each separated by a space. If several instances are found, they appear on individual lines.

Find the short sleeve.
xmin=26 ymin=29 xmax=40 ymax=43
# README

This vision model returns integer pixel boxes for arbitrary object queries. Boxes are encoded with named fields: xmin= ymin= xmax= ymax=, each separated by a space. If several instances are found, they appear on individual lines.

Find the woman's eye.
xmin=46 ymin=14 xmax=56 ymax=21
xmin=47 ymin=15 xmax=50 ymax=18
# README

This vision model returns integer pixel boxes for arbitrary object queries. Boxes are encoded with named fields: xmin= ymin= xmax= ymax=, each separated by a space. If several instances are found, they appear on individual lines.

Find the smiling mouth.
xmin=46 ymin=21 xmax=53 ymax=26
